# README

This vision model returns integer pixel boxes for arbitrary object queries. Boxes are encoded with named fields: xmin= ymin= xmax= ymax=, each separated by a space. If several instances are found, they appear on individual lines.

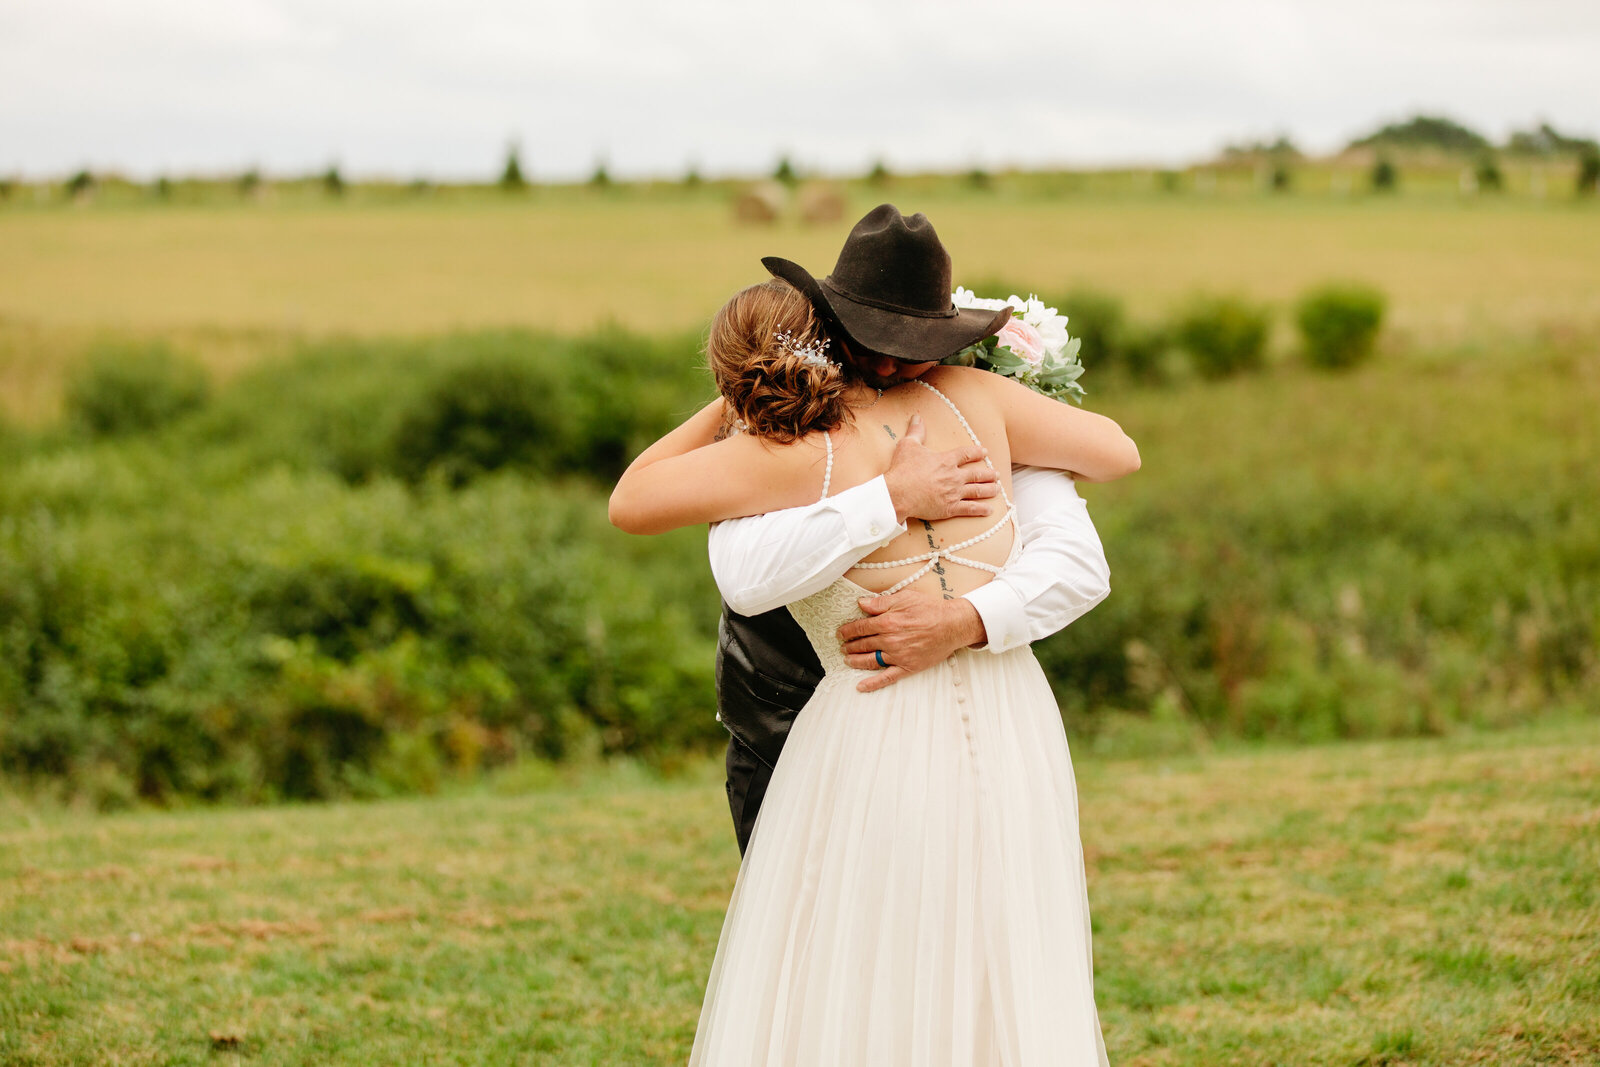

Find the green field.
xmin=3 ymin=718 xmax=1597 ymax=1065
xmin=3 ymin=186 xmax=1598 ymax=1063
xmin=3 ymin=190 xmax=1598 ymax=422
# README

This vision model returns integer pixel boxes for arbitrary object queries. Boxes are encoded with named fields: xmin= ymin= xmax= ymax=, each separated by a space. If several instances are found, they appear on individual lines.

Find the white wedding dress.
xmin=690 ymin=383 xmax=1110 ymax=1067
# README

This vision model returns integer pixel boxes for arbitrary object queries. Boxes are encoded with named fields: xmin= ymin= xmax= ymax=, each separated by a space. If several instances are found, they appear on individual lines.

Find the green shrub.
xmin=1172 ymin=295 xmax=1271 ymax=379
xmin=1372 ymin=156 xmax=1398 ymax=192
xmin=64 ymin=341 xmax=209 ymax=436
xmin=1115 ymin=322 xmax=1174 ymax=384
xmin=1058 ymin=289 xmax=1125 ymax=371
xmin=1474 ymin=154 xmax=1503 ymax=192
xmin=390 ymin=356 xmax=580 ymax=485
xmin=6 ymin=320 xmax=1597 ymax=806
xmin=1296 ymin=283 xmax=1386 ymax=370
xmin=1578 ymin=148 xmax=1600 ymax=196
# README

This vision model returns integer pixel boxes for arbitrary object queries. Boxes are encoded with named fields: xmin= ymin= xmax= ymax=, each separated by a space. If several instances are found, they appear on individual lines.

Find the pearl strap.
xmin=819 ymin=430 xmax=834 ymax=500
xmin=848 ymin=379 xmax=1017 ymax=597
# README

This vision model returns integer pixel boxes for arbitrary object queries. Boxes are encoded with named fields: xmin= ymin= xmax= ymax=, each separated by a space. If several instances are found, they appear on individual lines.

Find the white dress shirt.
xmin=707 ymin=466 xmax=1110 ymax=653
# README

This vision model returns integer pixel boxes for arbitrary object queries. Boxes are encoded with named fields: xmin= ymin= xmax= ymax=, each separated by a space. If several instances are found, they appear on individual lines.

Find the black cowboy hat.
xmin=762 ymin=203 xmax=1011 ymax=363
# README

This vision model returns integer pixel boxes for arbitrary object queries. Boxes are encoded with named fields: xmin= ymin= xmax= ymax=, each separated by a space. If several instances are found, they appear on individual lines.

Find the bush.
xmin=1578 ymin=148 xmax=1600 ymax=196
xmin=1172 ymin=295 xmax=1271 ymax=379
xmin=65 ymin=170 xmax=95 ymax=198
xmin=390 ymin=355 xmax=580 ymax=485
xmin=1057 ymin=289 xmax=1125 ymax=371
xmin=1115 ymin=322 xmax=1174 ymax=384
xmin=1296 ymin=283 xmax=1386 ymax=370
xmin=65 ymin=341 xmax=209 ymax=437
xmin=1372 ymin=156 xmax=1398 ymax=192
xmin=1474 ymin=154 xmax=1503 ymax=193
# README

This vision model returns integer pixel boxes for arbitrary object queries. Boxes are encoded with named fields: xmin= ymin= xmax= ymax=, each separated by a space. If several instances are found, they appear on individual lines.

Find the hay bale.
xmin=733 ymin=182 xmax=786 ymax=225
xmin=798 ymin=183 xmax=846 ymax=225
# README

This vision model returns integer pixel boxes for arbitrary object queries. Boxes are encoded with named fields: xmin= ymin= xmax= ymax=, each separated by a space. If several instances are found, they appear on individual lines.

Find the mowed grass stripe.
xmin=3 ymin=718 xmax=1597 ymax=1065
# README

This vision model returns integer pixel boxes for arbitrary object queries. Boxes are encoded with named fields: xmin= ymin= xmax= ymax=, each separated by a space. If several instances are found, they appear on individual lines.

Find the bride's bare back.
xmin=825 ymin=369 xmax=1017 ymax=599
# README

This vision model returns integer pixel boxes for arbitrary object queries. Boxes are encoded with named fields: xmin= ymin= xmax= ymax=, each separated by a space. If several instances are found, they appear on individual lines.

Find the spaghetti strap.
xmin=908 ymin=379 xmax=1013 ymax=511
xmin=819 ymin=430 xmax=834 ymax=501
xmin=850 ymin=379 xmax=1018 ymax=597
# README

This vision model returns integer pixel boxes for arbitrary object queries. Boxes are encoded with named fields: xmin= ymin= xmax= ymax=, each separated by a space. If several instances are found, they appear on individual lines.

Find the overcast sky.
xmin=3 ymin=0 xmax=1598 ymax=181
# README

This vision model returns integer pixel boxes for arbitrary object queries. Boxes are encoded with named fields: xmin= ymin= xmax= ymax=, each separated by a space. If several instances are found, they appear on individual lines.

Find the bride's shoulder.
xmin=919 ymin=364 xmax=1005 ymax=411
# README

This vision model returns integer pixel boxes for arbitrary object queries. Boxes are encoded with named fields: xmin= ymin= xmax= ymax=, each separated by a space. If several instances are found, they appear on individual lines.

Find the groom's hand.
xmin=882 ymin=415 xmax=998 ymax=524
xmin=839 ymin=591 xmax=987 ymax=692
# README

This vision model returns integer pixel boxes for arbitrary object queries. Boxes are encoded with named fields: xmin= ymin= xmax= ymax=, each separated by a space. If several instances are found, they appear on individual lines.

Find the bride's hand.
xmin=838 ymin=591 xmax=986 ymax=692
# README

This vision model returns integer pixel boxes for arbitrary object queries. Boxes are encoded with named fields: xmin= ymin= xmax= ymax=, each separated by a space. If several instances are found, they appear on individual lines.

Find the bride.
xmin=610 ymin=252 xmax=1138 ymax=1064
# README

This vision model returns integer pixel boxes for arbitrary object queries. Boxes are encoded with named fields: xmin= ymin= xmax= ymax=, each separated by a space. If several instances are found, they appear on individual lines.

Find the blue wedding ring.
xmin=874 ymin=650 xmax=887 ymax=669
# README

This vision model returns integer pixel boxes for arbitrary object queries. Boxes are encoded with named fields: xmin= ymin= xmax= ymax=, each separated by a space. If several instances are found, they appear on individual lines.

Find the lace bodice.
xmin=787 ymin=578 xmax=874 ymax=674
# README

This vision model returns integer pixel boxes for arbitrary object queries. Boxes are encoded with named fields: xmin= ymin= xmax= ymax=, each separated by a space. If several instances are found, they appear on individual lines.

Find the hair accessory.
xmin=775 ymin=330 xmax=834 ymax=371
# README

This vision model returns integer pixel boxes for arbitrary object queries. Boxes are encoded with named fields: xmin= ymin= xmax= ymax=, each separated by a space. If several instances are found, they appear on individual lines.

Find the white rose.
xmin=952 ymin=286 xmax=1011 ymax=312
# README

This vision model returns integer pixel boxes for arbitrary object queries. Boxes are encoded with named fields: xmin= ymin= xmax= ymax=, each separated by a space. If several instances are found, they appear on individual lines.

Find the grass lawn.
xmin=3 ymin=717 xmax=1596 ymax=1065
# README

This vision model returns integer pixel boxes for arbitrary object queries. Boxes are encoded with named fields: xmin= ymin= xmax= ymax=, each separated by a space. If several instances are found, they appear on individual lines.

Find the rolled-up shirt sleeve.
xmin=961 ymin=466 xmax=1111 ymax=654
xmin=709 ymin=476 xmax=906 ymax=617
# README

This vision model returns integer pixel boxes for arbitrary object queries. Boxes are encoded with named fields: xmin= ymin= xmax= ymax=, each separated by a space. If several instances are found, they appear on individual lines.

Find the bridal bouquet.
xmin=944 ymin=287 xmax=1086 ymax=404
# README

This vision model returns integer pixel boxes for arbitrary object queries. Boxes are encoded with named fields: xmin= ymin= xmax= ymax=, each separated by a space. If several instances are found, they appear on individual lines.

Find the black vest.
xmin=714 ymin=600 xmax=822 ymax=770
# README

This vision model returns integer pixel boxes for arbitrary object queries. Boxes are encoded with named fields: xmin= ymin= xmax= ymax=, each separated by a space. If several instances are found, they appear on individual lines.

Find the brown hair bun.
xmin=707 ymin=279 xmax=854 ymax=443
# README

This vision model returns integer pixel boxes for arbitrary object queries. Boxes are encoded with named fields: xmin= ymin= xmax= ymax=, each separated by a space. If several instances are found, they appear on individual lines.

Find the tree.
xmin=65 ymin=169 xmax=95 ymax=199
xmin=867 ymin=159 xmax=890 ymax=186
xmin=773 ymin=155 xmax=797 ymax=186
xmin=1349 ymin=114 xmax=1489 ymax=155
xmin=1578 ymin=148 xmax=1600 ymax=196
xmin=589 ymin=159 xmax=611 ymax=189
xmin=1506 ymin=121 xmax=1600 ymax=157
xmin=499 ymin=144 xmax=527 ymax=192
xmin=322 ymin=165 xmax=345 ymax=197
xmin=1371 ymin=155 xmax=1398 ymax=192
xmin=1474 ymin=153 xmax=1503 ymax=192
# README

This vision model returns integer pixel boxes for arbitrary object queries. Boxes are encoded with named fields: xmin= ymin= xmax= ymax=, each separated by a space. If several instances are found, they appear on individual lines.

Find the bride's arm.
xmin=972 ymin=370 xmax=1141 ymax=481
xmin=608 ymin=411 xmax=832 ymax=535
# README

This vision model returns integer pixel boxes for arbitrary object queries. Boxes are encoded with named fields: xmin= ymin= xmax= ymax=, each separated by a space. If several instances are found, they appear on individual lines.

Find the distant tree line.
xmin=11 ymin=112 xmax=1598 ymax=205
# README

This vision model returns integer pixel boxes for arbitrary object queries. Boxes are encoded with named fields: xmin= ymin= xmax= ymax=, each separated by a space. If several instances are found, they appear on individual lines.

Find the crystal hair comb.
xmin=774 ymin=330 xmax=833 ymax=370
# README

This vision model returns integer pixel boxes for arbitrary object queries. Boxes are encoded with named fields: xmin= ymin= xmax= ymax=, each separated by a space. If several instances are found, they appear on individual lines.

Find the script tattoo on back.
xmin=881 ymin=424 xmax=897 ymax=440
xmin=920 ymin=519 xmax=954 ymax=600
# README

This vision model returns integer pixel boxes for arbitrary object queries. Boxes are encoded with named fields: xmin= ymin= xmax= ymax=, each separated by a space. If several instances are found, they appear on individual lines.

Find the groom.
xmin=711 ymin=204 xmax=1114 ymax=854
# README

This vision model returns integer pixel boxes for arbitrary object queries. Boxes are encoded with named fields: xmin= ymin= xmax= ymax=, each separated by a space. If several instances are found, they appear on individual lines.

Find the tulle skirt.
xmin=689 ymin=646 xmax=1109 ymax=1066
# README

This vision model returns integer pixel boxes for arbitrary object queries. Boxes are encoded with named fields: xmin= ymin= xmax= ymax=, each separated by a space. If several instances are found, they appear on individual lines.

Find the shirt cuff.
xmin=835 ymin=476 xmax=905 ymax=548
xmin=962 ymin=581 xmax=1030 ymax=654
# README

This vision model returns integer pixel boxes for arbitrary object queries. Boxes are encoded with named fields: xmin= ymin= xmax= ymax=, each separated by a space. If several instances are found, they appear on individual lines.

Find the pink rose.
xmin=995 ymin=319 xmax=1046 ymax=365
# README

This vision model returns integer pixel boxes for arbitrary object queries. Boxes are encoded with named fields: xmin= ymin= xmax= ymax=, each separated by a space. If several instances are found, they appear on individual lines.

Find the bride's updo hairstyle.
xmin=707 ymin=279 xmax=855 ymax=443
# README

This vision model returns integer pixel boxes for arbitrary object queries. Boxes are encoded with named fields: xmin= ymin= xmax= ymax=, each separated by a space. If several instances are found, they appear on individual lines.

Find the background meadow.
xmin=3 ymin=167 xmax=1599 ymax=1063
